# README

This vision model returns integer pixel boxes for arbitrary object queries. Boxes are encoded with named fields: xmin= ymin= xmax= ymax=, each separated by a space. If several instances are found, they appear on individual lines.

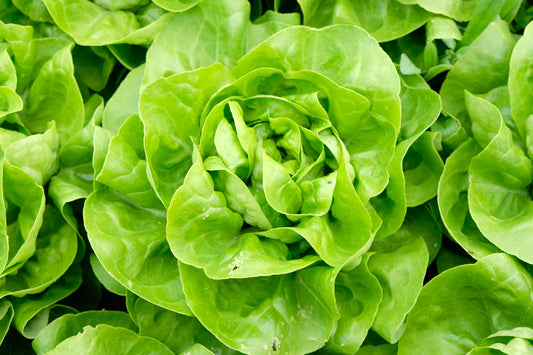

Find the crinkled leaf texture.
xmin=80 ymin=22 xmax=407 ymax=354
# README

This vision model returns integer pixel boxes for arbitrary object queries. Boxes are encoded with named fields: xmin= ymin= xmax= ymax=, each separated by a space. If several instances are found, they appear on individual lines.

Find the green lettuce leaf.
xmin=297 ymin=0 xmax=430 ymax=42
xmin=180 ymin=263 xmax=338 ymax=355
xmin=399 ymin=254 xmax=533 ymax=354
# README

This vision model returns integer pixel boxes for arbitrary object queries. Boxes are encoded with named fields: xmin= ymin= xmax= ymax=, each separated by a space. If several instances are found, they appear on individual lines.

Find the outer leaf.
xmin=436 ymin=246 xmax=475 ymax=273
xmin=11 ymin=264 xmax=81 ymax=338
xmin=465 ymin=91 xmax=503 ymax=149
xmin=321 ymin=254 xmax=382 ymax=354
xmin=369 ymin=234 xmax=428 ymax=343
xmin=143 ymin=0 xmax=249 ymax=84
xmin=127 ymin=293 xmax=237 ymax=354
xmin=72 ymin=45 xmax=116 ymax=92
xmin=0 ymin=299 xmax=13 ymax=345
xmin=397 ymin=0 xmax=480 ymax=22
xmin=32 ymin=311 xmax=138 ymax=355
xmin=48 ymin=96 xmax=101 ymax=230
xmin=395 ymin=205 xmax=442 ymax=265
xmin=0 ymin=86 xmax=23 ymax=123
xmin=440 ymin=21 xmax=516 ymax=133
xmin=404 ymin=131 xmax=444 ymax=207
xmin=11 ymin=0 xmax=53 ymax=22
xmin=89 ymin=253 xmax=127 ymax=296
xmin=84 ymin=187 xmax=190 ymax=315
xmin=140 ymin=63 xmax=233 ymax=206
xmin=102 ymin=65 xmax=144 ymax=135
xmin=399 ymin=0 xmax=523 ymax=22
xmin=179 ymin=344 xmax=215 ymax=355
xmin=426 ymin=16 xmax=462 ymax=42
xmin=480 ymin=327 xmax=533 ymax=348
xmin=152 ymin=0 xmax=199 ymax=12
xmin=20 ymin=45 xmax=84 ymax=144
xmin=180 ymin=263 xmax=338 ymax=355
xmin=468 ymin=113 xmax=533 ymax=263
xmin=509 ymin=21 xmax=533 ymax=142
xmin=246 ymin=11 xmax=301 ymax=51
xmin=371 ymin=71 xmax=441 ymax=239
xmin=356 ymin=344 xmax=397 ymax=355
xmin=42 ymin=0 xmax=170 ymax=45
xmin=438 ymin=139 xmax=501 ymax=259
xmin=294 ymin=161 xmax=373 ymax=268
xmin=4 ymin=123 xmax=58 ymax=186
xmin=460 ymin=0 xmax=505 ymax=46
xmin=0 ymin=205 xmax=77 ymax=298
xmin=96 ymin=115 xmax=161 ymax=208
xmin=297 ymin=0 xmax=430 ymax=42
xmin=45 ymin=324 xmax=173 ymax=355
xmin=399 ymin=254 xmax=533 ymax=354
xmin=1 ymin=157 xmax=45 ymax=275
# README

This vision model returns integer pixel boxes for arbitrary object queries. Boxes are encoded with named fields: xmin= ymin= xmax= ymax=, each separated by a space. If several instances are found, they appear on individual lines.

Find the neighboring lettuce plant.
xmin=0 ymin=19 xmax=91 ymax=346
xmin=399 ymin=253 xmax=533 ymax=354
xmin=296 ymin=0 xmax=431 ymax=42
xmin=438 ymin=21 xmax=533 ymax=263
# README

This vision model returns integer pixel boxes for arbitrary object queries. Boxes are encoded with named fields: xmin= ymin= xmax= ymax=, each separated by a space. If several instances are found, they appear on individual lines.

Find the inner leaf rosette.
xmin=140 ymin=25 xmax=401 ymax=279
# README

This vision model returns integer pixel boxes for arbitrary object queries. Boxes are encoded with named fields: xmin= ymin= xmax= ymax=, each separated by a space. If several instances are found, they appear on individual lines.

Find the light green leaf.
xmin=20 ymin=45 xmax=84 ymax=144
xmin=321 ymin=254 xmax=382 ymax=354
xmin=11 ymin=265 xmax=81 ymax=338
xmin=152 ymin=0 xmax=199 ymax=12
xmin=167 ymin=153 xmax=319 ymax=278
xmin=246 ymin=11 xmax=301 ymax=51
xmin=371 ymin=70 xmax=441 ymax=240
xmin=180 ymin=263 xmax=338 ymax=355
xmin=233 ymin=25 xmax=401 ymax=201
xmin=399 ymin=254 xmax=533 ymax=354
xmin=438 ymin=139 xmax=501 ymax=259
xmin=426 ymin=16 xmax=462 ymax=42
xmin=140 ymin=63 xmax=233 ymax=206
xmin=143 ymin=0 xmax=249 ymax=84
xmin=11 ymin=0 xmax=53 ymax=22
xmin=509 ymin=21 xmax=533 ymax=143
xmin=369 ymin=234 xmax=428 ymax=343
xmin=397 ymin=0 xmax=479 ymax=22
xmin=404 ymin=131 xmax=444 ymax=207
xmin=32 ymin=311 xmax=138 ymax=355
xmin=127 ymin=293 xmax=237 ymax=354
xmin=460 ymin=0 xmax=506 ymax=47
xmin=297 ymin=0 xmax=430 ymax=42
xmin=0 ymin=205 xmax=77 ymax=298
xmin=89 ymin=253 xmax=126 ymax=296
xmin=294 ymin=161 xmax=372 ymax=268
xmin=103 ymin=65 xmax=144 ymax=135
xmin=440 ymin=21 xmax=516 ymax=133
xmin=96 ymin=115 xmax=162 ymax=209
xmin=4 ymin=123 xmax=58 ymax=186
xmin=84 ymin=187 xmax=191 ymax=315
xmin=45 ymin=324 xmax=173 ymax=355
xmin=0 ymin=87 xmax=22 ymax=123
xmin=42 ymin=0 xmax=170 ymax=45
xmin=0 ymin=299 xmax=13 ymax=345
xmin=468 ymin=112 xmax=533 ymax=264
xmin=465 ymin=91 xmax=503 ymax=149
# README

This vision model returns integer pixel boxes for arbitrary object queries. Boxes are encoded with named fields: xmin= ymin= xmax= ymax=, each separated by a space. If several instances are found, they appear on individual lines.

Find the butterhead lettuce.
xmin=0 ymin=0 xmax=530 ymax=353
